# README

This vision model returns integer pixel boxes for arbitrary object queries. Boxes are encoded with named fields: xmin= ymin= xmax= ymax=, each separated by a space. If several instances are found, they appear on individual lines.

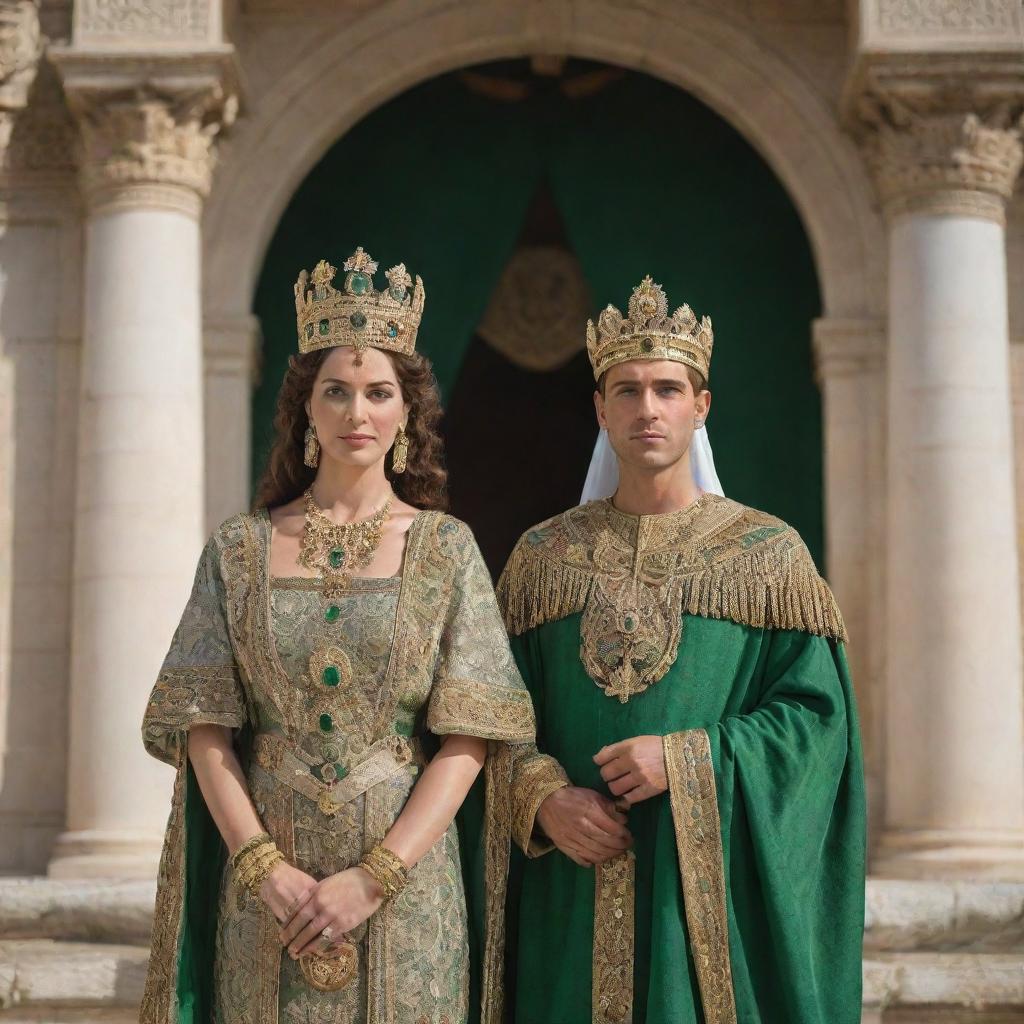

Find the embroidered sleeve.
xmin=142 ymin=537 xmax=247 ymax=768
xmin=426 ymin=519 xmax=536 ymax=742
xmin=509 ymin=748 xmax=570 ymax=856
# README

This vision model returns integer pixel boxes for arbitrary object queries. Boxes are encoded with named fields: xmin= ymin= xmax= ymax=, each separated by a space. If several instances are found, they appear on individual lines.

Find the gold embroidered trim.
xmin=509 ymin=753 xmax=570 ymax=855
xmin=592 ymin=851 xmax=635 ymax=1024
xmin=497 ymin=495 xmax=846 ymax=701
xmin=143 ymin=667 xmax=246 ymax=768
xmin=139 ymin=764 xmax=187 ymax=1024
xmin=664 ymin=729 xmax=737 ymax=1024
xmin=253 ymin=733 xmax=417 ymax=809
xmin=427 ymin=676 xmax=536 ymax=741
xmin=481 ymin=741 xmax=514 ymax=1024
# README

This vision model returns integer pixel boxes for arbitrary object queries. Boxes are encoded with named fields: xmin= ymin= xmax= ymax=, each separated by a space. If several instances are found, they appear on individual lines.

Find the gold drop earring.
xmin=392 ymin=424 xmax=409 ymax=474
xmin=304 ymin=421 xmax=320 ymax=468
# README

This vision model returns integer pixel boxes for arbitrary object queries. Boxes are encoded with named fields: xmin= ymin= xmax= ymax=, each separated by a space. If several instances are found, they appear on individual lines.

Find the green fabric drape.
xmin=251 ymin=77 xmax=545 ymax=483
xmin=542 ymin=75 xmax=823 ymax=557
xmin=507 ymin=613 xmax=865 ymax=1024
xmin=252 ymin=69 xmax=824 ymax=563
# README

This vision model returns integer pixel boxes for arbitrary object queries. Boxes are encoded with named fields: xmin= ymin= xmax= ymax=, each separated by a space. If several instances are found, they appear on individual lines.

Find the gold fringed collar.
xmin=496 ymin=495 xmax=847 ymax=702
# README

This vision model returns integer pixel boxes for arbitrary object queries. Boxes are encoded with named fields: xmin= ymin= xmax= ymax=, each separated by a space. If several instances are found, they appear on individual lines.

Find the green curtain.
xmin=251 ymin=77 xmax=545 ymax=483
xmin=543 ymin=75 xmax=823 ymax=558
xmin=252 ymin=68 xmax=824 ymax=564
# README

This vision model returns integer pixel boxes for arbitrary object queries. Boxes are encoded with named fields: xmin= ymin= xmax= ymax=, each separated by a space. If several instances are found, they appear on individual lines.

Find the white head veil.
xmin=580 ymin=426 xmax=724 ymax=503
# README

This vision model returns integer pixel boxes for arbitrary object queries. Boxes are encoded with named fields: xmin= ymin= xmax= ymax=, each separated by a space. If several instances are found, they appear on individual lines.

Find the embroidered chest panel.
xmin=498 ymin=495 xmax=846 ymax=703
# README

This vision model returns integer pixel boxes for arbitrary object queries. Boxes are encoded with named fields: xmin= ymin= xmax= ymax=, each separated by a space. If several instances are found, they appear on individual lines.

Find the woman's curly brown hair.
xmin=254 ymin=348 xmax=448 ymax=512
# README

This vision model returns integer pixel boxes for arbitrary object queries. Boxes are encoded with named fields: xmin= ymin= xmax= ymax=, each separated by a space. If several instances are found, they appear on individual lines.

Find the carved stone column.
xmin=48 ymin=52 xmax=237 ymax=877
xmin=813 ymin=318 xmax=887 ymax=845
xmin=0 ymin=0 xmax=41 ymax=752
xmin=203 ymin=313 xmax=260 ymax=531
xmin=848 ymin=65 xmax=1024 ymax=878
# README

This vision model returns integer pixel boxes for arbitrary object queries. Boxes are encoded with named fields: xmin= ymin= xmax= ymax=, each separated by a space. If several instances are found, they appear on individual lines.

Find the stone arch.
xmin=202 ymin=0 xmax=884 ymax=323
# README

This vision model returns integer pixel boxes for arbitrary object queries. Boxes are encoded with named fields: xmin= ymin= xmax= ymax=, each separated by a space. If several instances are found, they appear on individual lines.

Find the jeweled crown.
xmin=294 ymin=247 xmax=424 ymax=357
xmin=586 ymin=276 xmax=713 ymax=382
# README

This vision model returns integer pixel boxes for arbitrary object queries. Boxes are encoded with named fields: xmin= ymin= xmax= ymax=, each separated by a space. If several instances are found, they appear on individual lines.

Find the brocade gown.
xmin=139 ymin=509 xmax=536 ymax=1024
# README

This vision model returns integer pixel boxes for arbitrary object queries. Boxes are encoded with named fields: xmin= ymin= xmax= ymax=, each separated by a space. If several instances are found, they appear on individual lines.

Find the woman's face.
xmin=306 ymin=346 xmax=409 ymax=472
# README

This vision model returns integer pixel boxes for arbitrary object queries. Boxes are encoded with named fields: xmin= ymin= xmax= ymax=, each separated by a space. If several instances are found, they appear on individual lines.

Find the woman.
xmin=139 ymin=248 xmax=535 ymax=1024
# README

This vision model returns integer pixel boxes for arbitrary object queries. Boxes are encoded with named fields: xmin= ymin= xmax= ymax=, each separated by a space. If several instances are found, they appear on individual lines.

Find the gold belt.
xmin=252 ymin=733 xmax=421 ymax=816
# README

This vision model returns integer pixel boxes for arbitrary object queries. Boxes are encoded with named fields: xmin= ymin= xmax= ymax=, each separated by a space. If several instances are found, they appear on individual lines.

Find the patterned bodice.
xmin=267 ymin=576 xmax=403 ymax=777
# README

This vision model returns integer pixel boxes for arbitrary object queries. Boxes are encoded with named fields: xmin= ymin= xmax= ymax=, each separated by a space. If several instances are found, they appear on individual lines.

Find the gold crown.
xmin=586 ymin=276 xmax=713 ymax=382
xmin=294 ymin=247 xmax=425 ymax=357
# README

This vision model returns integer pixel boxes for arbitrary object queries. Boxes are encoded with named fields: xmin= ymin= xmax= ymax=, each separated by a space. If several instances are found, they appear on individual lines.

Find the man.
xmin=497 ymin=276 xmax=865 ymax=1023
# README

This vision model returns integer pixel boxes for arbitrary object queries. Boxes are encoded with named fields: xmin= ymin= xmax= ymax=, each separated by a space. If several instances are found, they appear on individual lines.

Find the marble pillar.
xmin=857 ymin=91 xmax=1024 ymax=879
xmin=813 ymin=317 xmax=886 ymax=843
xmin=47 ymin=55 xmax=237 ymax=877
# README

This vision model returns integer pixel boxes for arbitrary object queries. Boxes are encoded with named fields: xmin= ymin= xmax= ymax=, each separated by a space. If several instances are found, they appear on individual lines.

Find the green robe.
xmin=496 ymin=495 xmax=865 ymax=1024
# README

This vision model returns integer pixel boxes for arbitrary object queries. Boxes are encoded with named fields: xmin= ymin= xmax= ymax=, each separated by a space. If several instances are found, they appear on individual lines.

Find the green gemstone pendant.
xmin=328 ymin=548 xmax=346 ymax=569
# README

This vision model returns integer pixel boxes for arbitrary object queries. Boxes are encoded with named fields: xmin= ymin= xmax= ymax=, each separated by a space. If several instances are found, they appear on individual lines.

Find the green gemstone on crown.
xmin=328 ymin=548 xmax=345 ymax=569
xmin=350 ymin=312 xmax=367 ymax=329
xmin=389 ymin=284 xmax=406 ymax=302
xmin=319 ymin=319 xmax=330 ymax=336
xmin=324 ymin=604 xmax=341 ymax=623
xmin=319 ymin=713 xmax=333 ymax=732
xmin=641 ymin=336 xmax=654 ymax=352
xmin=322 ymin=665 xmax=341 ymax=687
xmin=386 ymin=322 xmax=399 ymax=338
xmin=305 ymin=323 xmax=314 ymax=339
xmin=348 ymin=272 xmax=371 ymax=295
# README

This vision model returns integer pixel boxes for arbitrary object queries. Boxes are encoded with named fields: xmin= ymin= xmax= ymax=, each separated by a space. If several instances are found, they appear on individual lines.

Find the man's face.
xmin=595 ymin=360 xmax=711 ymax=474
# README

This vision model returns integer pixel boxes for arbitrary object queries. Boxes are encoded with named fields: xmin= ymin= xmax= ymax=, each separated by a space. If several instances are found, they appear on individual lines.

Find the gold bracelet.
xmin=359 ymin=845 xmax=409 ymax=902
xmin=233 ymin=837 xmax=284 ymax=897
xmin=230 ymin=832 xmax=272 ymax=868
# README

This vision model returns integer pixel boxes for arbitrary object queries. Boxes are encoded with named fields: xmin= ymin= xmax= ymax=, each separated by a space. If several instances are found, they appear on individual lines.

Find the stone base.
xmin=46 ymin=830 xmax=162 ymax=880
xmin=873 ymin=830 xmax=1024 ymax=882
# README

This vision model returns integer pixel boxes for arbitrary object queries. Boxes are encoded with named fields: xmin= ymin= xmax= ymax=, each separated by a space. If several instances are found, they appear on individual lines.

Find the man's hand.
xmin=536 ymin=786 xmax=632 ymax=867
xmin=594 ymin=736 xmax=668 ymax=806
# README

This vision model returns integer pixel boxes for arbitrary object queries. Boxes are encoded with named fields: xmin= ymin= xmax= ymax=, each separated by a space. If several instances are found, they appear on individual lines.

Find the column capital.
xmin=813 ymin=317 xmax=886 ymax=383
xmin=0 ymin=1 xmax=43 ymax=159
xmin=843 ymin=57 xmax=1024 ymax=223
xmin=50 ymin=49 xmax=240 ymax=216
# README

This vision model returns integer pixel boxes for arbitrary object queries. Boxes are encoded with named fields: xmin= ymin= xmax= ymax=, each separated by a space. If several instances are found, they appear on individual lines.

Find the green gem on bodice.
xmin=324 ymin=604 xmax=341 ymax=623
xmin=395 ymin=721 xmax=413 ymax=737
xmin=334 ymin=762 xmax=348 ymax=780
xmin=322 ymin=665 xmax=341 ymax=687
xmin=328 ymin=548 xmax=346 ymax=569
xmin=319 ymin=713 xmax=333 ymax=733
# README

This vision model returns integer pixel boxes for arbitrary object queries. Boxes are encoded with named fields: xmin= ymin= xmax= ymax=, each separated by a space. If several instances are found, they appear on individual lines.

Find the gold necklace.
xmin=298 ymin=489 xmax=393 ymax=599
